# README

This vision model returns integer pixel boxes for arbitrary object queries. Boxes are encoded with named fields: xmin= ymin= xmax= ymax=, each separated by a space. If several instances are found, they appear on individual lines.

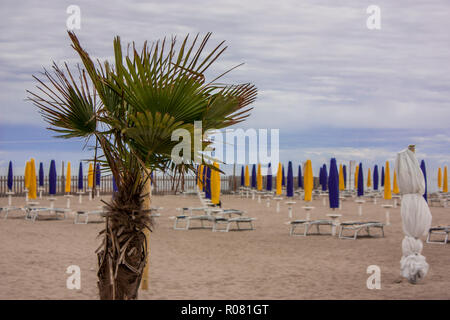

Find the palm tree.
xmin=28 ymin=31 xmax=257 ymax=299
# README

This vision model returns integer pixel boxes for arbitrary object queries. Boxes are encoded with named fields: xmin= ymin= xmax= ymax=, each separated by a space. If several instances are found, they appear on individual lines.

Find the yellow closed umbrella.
xmin=304 ymin=160 xmax=313 ymax=201
xmin=24 ymin=161 xmax=30 ymax=190
xmin=339 ymin=164 xmax=345 ymax=191
xmin=276 ymin=162 xmax=282 ymax=195
xmin=393 ymin=170 xmax=400 ymax=194
xmin=88 ymin=163 xmax=94 ymax=189
xmin=257 ymin=163 xmax=262 ymax=191
xmin=65 ymin=162 xmax=71 ymax=193
xmin=245 ymin=165 xmax=250 ymax=187
xmin=443 ymin=166 xmax=448 ymax=193
xmin=367 ymin=168 xmax=372 ymax=188
xmin=197 ymin=165 xmax=204 ymax=190
xmin=354 ymin=165 xmax=359 ymax=189
xmin=211 ymin=162 xmax=221 ymax=205
xmin=384 ymin=161 xmax=392 ymax=200
xmin=438 ymin=167 xmax=442 ymax=190
xmin=28 ymin=158 xmax=37 ymax=199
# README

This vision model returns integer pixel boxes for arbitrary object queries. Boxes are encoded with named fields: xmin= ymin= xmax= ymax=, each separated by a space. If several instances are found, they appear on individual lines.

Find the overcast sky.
xmin=0 ymin=0 xmax=449 ymax=191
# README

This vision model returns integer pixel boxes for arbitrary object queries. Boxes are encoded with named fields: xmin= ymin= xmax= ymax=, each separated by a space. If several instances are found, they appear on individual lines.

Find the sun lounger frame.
xmin=289 ymin=219 xmax=333 ymax=236
xmin=427 ymin=226 xmax=449 ymax=244
xmin=74 ymin=209 xmax=105 ymax=224
xmin=212 ymin=217 xmax=255 ymax=232
xmin=25 ymin=207 xmax=70 ymax=223
xmin=338 ymin=221 xmax=384 ymax=240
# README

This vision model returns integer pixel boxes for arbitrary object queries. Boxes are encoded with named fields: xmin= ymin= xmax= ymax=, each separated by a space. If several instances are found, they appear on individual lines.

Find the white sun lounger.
xmin=1 ymin=206 xmax=23 ymax=219
xmin=427 ymin=226 xmax=449 ymax=244
xmin=25 ymin=207 xmax=70 ymax=223
xmin=212 ymin=216 xmax=255 ymax=232
xmin=172 ymin=207 xmax=214 ymax=230
xmin=338 ymin=221 xmax=384 ymax=240
xmin=74 ymin=209 xmax=105 ymax=224
xmin=288 ymin=219 xmax=333 ymax=236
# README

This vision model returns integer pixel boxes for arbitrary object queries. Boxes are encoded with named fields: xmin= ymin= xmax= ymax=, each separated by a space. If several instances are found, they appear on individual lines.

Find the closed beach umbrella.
xmin=319 ymin=167 xmax=323 ymax=188
xmin=96 ymin=163 xmax=101 ymax=187
xmin=282 ymin=165 xmax=286 ymax=187
xmin=240 ymin=166 xmax=244 ymax=187
xmin=437 ymin=167 xmax=442 ymax=190
xmin=38 ymin=162 xmax=44 ymax=187
xmin=245 ymin=165 xmax=250 ymax=187
xmin=112 ymin=175 xmax=118 ymax=192
xmin=211 ymin=162 xmax=220 ymax=205
xmin=357 ymin=163 xmax=364 ymax=197
xmin=88 ymin=163 xmax=94 ymax=189
xmin=251 ymin=164 xmax=257 ymax=189
xmin=443 ymin=166 xmax=448 ymax=193
xmin=381 ymin=166 xmax=385 ymax=187
xmin=303 ymin=160 xmax=313 ymax=201
xmin=286 ymin=161 xmax=294 ymax=197
xmin=338 ymin=164 xmax=345 ymax=191
xmin=257 ymin=163 xmax=262 ymax=191
xmin=65 ymin=162 xmax=71 ymax=193
xmin=393 ymin=170 xmax=400 ymax=194
xmin=198 ymin=165 xmax=204 ymax=190
xmin=276 ymin=162 xmax=282 ymax=195
xmin=354 ymin=165 xmax=359 ymax=190
xmin=343 ymin=165 xmax=347 ymax=188
xmin=205 ymin=166 xmax=212 ymax=199
xmin=395 ymin=147 xmax=432 ymax=283
xmin=298 ymin=165 xmax=303 ymax=189
xmin=267 ymin=163 xmax=273 ymax=191
xmin=420 ymin=160 xmax=427 ymax=202
xmin=373 ymin=165 xmax=379 ymax=191
xmin=7 ymin=161 xmax=13 ymax=191
xmin=328 ymin=158 xmax=339 ymax=209
xmin=49 ymin=159 xmax=57 ymax=195
xmin=24 ymin=161 xmax=30 ymax=190
xmin=321 ymin=164 xmax=328 ymax=191
xmin=367 ymin=168 xmax=372 ymax=188
xmin=202 ymin=165 xmax=207 ymax=192
xmin=78 ymin=162 xmax=83 ymax=191
xmin=29 ymin=158 xmax=37 ymax=199
xmin=384 ymin=162 xmax=392 ymax=200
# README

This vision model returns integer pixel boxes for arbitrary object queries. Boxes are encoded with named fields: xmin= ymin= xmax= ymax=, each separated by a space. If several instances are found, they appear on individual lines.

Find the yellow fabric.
xmin=88 ymin=163 xmax=94 ymax=188
xmin=393 ymin=170 xmax=400 ymax=194
xmin=367 ymin=168 xmax=372 ymax=188
xmin=257 ymin=163 xmax=262 ymax=191
xmin=65 ymin=162 xmax=71 ymax=193
xmin=197 ymin=165 xmax=203 ymax=190
xmin=443 ymin=166 xmax=448 ymax=193
xmin=211 ymin=162 xmax=221 ymax=205
xmin=304 ymin=160 xmax=313 ymax=201
xmin=245 ymin=165 xmax=250 ymax=187
xmin=28 ymin=158 xmax=37 ymax=199
xmin=24 ymin=161 xmax=30 ymax=190
xmin=339 ymin=164 xmax=345 ymax=191
xmin=354 ymin=165 xmax=359 ymax=189
xmin=384 ymin=161 xmax=392 ymax=200
xmin=438 ymin=167 xmax=442 ymax=189
xmin=276 ymin=162 xmax=282 ymax=195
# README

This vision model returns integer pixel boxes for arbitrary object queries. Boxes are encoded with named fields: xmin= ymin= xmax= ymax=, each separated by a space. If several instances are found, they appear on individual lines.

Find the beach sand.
xmin=0 ymin=193 xmax=448 ymax=300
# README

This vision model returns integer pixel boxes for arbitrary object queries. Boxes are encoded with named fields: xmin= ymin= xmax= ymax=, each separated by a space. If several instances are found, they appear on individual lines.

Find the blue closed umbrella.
xmin=328 ymin=158 xmax=339 ymax=209
xmin=286 ymin=161 xmax=294 ymax=197
xmin=202 ymin=166 xmax=207 ymax=192
xmin=240 ymin=166 xmax=244 ymax=186
xmin=298 ymin=165 xmax=303 ymax=189
xmin=319 ymin=167 xmax=323 ymax=187
xmin=95 ymin=163 xmax=101 ymax=186
xmin=251 ymin=164 xmax=257 ymax=189
xmin=420 ymin=160 xmax=427 ymax=202
xmin=39 ymin=162 xmax=44 ymax=187
xmin=343 ymin=165 xmax=347 ymax=188
xmin=267 ymin=163 xmax=272 ymax=191
xmin=112 ymin=175 xmax=118 ymax=192
xmin=373 ymin=165 xmax=379 ymax=190
xmin=78 ymin=162 xmax=83 ymax=191
xmin=381 ymin=166 xmax=385 ymax=187
xmin=321 ymin=164 xmax=328 ymax=191
xmin=205 ymin=166 xmax=211 ymax=199
xmin=282 ymin=165 xmax=285 ymax=186
xmin=7 ymin=161 xmax=13 ymax=191
xmin=49 ymin=160 xmax=57 ymax=195
xmin=357 ymin=162 xmax=364 ymax=197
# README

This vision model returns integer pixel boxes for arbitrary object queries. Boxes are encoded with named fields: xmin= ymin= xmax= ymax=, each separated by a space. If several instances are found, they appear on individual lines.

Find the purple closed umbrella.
xmin=240 ymin=166 xmax=245 ymax=186
xmin=95 ymin=163 xmax=101 ymax=186
xmin=420 ymin=160 xmax=427 ymax=202
xmin=321 ymin=164 xmax=328 ymax=191
xmin=39 ymin=162 xmax=44 ymax=187
xmin=282 ymin=165 xmax=286 ymax=187
xmin=112 ymin=175 xmax=118 ymax=192
xmin=381 ymin=166 xmax=385 ymax=187
xmin=328 ymin=158 xmax=339 ymax=209
xmin=286 ymin=161 xmax=294 ymax=197
xmin=298 ymin=165 xmax=303 ymax=189
xmin=357 ymin=162 xmax=364 ymax=197
xmin=343 ymin=165 xmax=347 ymax=188
xmin=49 ymin=160 xmax=57 ymax=195
xmin=373 ymin=165 xmax=379 ymax=190
xmin=78 ymin=162 xmax=83 ymax=191
xmin=266 ymin=163 xmax=272 ymax=191
xmin=7 ymin=161 xmax=13 ymax=191
xmin=205 ymin=166 xmax=211 ymax=199
xmin=251 ymin=164 xmax=257 ymax=189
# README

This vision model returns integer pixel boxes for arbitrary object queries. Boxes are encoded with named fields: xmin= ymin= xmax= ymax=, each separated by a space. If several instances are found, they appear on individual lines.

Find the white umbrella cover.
xmin=395 ymin=149 xmax=432 ymax=283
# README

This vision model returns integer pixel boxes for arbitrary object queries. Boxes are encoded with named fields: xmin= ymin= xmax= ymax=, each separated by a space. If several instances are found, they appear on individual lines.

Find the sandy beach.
xmin=0 ymin=193 xmax=448 ymax=300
